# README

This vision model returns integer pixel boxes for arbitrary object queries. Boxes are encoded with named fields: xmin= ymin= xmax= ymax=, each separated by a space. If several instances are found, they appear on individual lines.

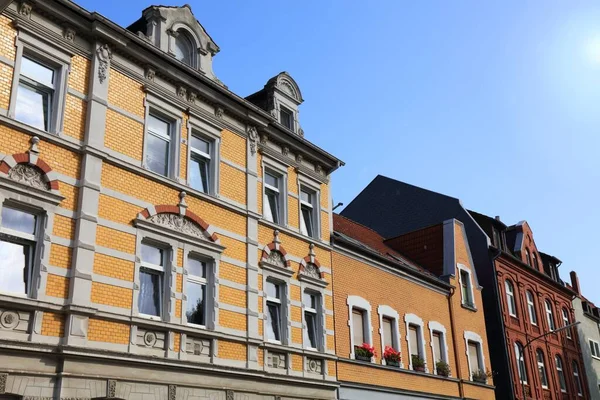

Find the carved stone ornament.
xmin=282 ymin=146 xmax=289 ymax=156
xmin=145 ymin=67 xmax=156 ymax=82
xmin=215 ymin=107 xmax=224 ymax=119
xmin=315 ymin=164 xmax=324 ymax=175
xmin=296 ymin=154 xmax=303 ymax=163
xmin=188 ymin=91 xmax=197 ymax=104
xmin=226 ymin=390 xmax=234 ymax=400
xmin=107 ymin=379 xmax=117 ymax=398
xmin=247 ymin=125 xmax=258 ymax=155
xmin=266 ymin=251 xmax=286 ymax=269
xmin=307 ymin=358 xmax=322 ymax=374
xmin=63 ymin=27 xmax=76 ymax=42
xmin=0 ymin=372 xmax=6 ymax=393
xmin=177 ymin=86 xmax=187 ymax=99
xmin=303 ymin=263 xmax=320 ymax=279
xmin=168 ymin=385 xmax=176 ymax=400
xmin=298 ymin=127 xmax=305 ymax=137
xmin=96 ymin=44 xmax=112 ymax=84
xmin=270 ymin=108 xmax=278 ymax=119
xmin=148 ymin=213 xmax=205 ymax=239
xmin=8 ymin=164 xmax=49 ymax=190
xmin=19 ymin=2 xmax=32 ymax=17
xmin=260 ymin=133 xmax=268 ymax=145
xmin=143 ymin=331 xmax=157 ymax=347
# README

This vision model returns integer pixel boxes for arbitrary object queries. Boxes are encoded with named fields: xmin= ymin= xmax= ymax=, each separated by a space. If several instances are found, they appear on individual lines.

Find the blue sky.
xmin=79 ymin=0 xmax=600 ymax=303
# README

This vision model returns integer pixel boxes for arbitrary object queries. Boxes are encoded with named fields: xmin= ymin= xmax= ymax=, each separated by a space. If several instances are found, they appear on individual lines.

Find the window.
xmin=146 ymin=114 xmax=172 ymax=176
xmin=515 ymin=342 xmax=528 ymax=384
xmin=15 ymin=56 xmax=56 ymax=131
xmin=280 ymin=106 xmax=294 ymax=130
xmin=556 ymin=355 xmax=567 ymax=393
xmin=174 ymin=30 xmax=194 ymax=67
xmin=525 ymin=249 xmax=532 ymax=266
xmin=545 ymin=300 xmax=555 ymax=331
xmin=408 ymin=324 xmax=423 ymax=361
xmin=266 ymin=280 xmax=283 ymax=342
xmin=492 ymin=228 xmax=503 ymax=250
xmin=460 ymin=269 xmax=474 ymax=306
xmin=300 ymin=186 xmax=318 ymax=238
xmin=352 ymin=309 xmax=366 ymax=347
xmin=468 ymin=341 xmax=483 ymax=375
xmin=303 ymin=291 xmax=320 ymax=349
xmin=0 ymin=205 xmax=38 ymax=296
xmin=562 ymin=308 xmax=572 ymax=339
xmin=532 ymin=253 xmax=539 ymax=270
xmin=185 ymin=257 xmax=207 ymax=326
xmin=264 ymin=170 xmax=283 ymax=224
xmin=433 ymin=332 xmax=444 ymax=362
xmin=526 ymin=290 xmax=538 ymax=325
xmin=590 ymin=340 xmax=600 ymax=358
xmin=139 ymin=243 xmax=166 ymax=317
xmin=573 ymin=361 xmax=583 ymax=396
xmin=189 ymin=134 xmax=211 ymax=194
xmin=382 ymin=317 xmax=395 ymax=349
xmin=536 ymin=349 xmax=549 ymax=388
xmin=505 ymin=280 xmax=517 ymax=317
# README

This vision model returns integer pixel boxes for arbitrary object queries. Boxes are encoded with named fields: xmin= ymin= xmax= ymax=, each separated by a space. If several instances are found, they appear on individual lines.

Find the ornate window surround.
xmin=168 ymin=23 xmax=202 ymax=69
xmin=377 ymin=305 xmax=402 ymax=367
xmin=464 ymin=330 xmax=486 ymax=380
xmin=347 ymin=295 xmax=373 ymax=360
xmin=298 ymin=243 xmax=328 ymax=352
xmin=8 ymin=23 xmax=72 ymax=135
xmin=186 ymin=114 xmax=221 ymax=196
xmin=297 ymin=173 xmax=321 ymax=241
xmin=457 ymin=263 xmax=476 ymax=309
xmin=428 ymin=321 xmax=450 ymax=375
xmin=261 ymin=156 xmax=288 ymax=228
xmin=405 ymin=313 xmax=428 ymax=372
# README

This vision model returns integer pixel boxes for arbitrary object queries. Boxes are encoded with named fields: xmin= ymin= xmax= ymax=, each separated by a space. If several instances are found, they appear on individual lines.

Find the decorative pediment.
xmin=148 ymin=213 xmax=205 ymax=239
xmin=272 ymin=72 xmax=303 ymax=103
xmin=299 ymin=243 xmax=327 ymax=287
xmin=7 ymin=163 xmax=48 ymax=190
xmin=260 ymin=230 xmax=291 ymax=270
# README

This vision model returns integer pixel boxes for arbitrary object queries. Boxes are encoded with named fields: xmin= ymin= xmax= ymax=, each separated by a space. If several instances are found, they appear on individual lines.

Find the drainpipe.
xmin=448 ymin=286 xmax=466 ymax=399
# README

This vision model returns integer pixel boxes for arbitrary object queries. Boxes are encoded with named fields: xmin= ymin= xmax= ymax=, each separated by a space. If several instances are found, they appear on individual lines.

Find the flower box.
xmin=355 ymin=354 xmax=372 ymax=362
xmin=386 ymin=360 xmax=400 ymax=367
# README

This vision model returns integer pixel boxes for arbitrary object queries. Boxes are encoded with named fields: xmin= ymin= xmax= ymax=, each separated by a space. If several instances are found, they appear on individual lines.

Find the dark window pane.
xmin=185 ymin=280 xmax=205 ymax=325
xmin=148 ymin=115 xmax=170 ymax=137
xmin=266 ymin=281 xmax=280 ymax=299
xmin=2 ymin=207 xmax=36 ymax=234
xmin=280 ymin=108 xmax=293 ymax=130
xmin=188 ymin=258 xmax=206 ymax=278
xmin=301 ymin=206 xmax=313 ymax=237
xmin=16 ymin=83 xmax=51 ymax=131
xmin=174 ymin=32 xmax=193 ymax=66
xmin=305 ymin=311 xmax=317 ymax=348
xmin=265 ymin=172 xmax=278 ymax=188
xmin=267 ymin=303 xmax=281 ymax=341
xmin=141 ymin=244 xmax=163 ymax=265
xmin=146 ymin=134 xmax=170 ymax=176
xmin=139 ymin=269 xmax=161 ymax=316
xmin=265 ymin=189 xmax=279 ymax=224
xmin=190 ymin=155 xmax=210 ymax=193
xmin=0 ymin=240 xmax=29 ymax=295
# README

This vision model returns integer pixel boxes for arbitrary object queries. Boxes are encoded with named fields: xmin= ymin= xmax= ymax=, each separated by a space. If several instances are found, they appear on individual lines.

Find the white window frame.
xmin=536 ymin=349 xmax=549 ymax=389
xmin=299 ymin=184 xmax=319 ymax=239
xmin=378 ymin=305 xmax=402 ymax=367
xmin=505 ymin=279 xmax=518 ymax=317
xmin=302 ymin=289 xmax=322 ymax=351
xmin=347 ymin=295 xmax=372 ymax=360
xmin=168 ymin=23 xmax=201 ymax=70
xmin=186 ymin=116 xmax=221 ymax=196
xmin=265 ymin=279 xmax=285 ymax=344
xmin=8 ymin=29 xmax=71 ymax=135
xmin=137 ymin=241 xmax=171 ymax=321
xmin=562 ymin=308 xmax=572 ymax=339
xmin=405 ymin=313 xmax=427 ymax=372
xmin=590 ymin=340 xmax=600 ymax=359
xmin=515 ymin=342 xmax=528 ymax=384
xmin=260 ymin=255 xmax=293 ymax=345
xmin=555 ymin=355 xmax=567 ymax=393
xmin=464 ymin=331 xmax=486 ymax=381
xmin=279 ymin=105 xmax=295 ymax=131
xmin=183 ymin=254 xmax=209 ymax=328
xmin=429 ymin=321 xmax=449 ymax=375
xmin=262 ymin=158 xmax=288 ymax=227
xmin=458 ymin=264 xmax=475 ymax=308
xmin=573 ymin=361 xmax=583 ymax=396
xmin=545 ymin=300 xmax=556 ymax=331
xmin=526 ymin=290 xmax=538 ymax=326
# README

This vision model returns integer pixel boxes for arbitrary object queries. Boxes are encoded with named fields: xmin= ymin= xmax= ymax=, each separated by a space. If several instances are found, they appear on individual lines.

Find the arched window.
xmin=536 ymin=349 xmax=548 ymax=388
xmin=526 ymin=290 xmax=538 ymax=325
xmin=174 ymin=30 xmax=195 ymax=67
xmin=562 ymin=308 xmax=572 ymax=339
xmin=545 ymin=300 xmax=555 ymax=330
xmin=573 ymin=361 xmax=583 ymax=396
xmin=525 ymin=249 xmax=532 ymax=266
xmin=532 ymin=252 xmax=539 ymax=270
xmin=515 ymin=342 xmax=527 ymax=384
xmin=555 ymin=355 xmax=567 ymax=393
xmin=505 ymin=280 xmax=517 ymax=317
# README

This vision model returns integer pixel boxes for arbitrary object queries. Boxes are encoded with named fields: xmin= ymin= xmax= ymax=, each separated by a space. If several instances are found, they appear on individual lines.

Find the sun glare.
xmin=585 ymin=37 xmax=600 ymax=65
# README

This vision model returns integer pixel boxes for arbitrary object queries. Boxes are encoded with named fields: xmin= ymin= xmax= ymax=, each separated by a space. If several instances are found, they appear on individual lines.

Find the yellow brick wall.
xmin=176 ymin=273 xmax=183 ymax=293
xmin=69 ymin=55 xmax=90 ymax=95
xmin=0 ymin=15 xmax=16 ymax=60
xmin=219 ymin=286 xmax=246 ymax=309
xmin=63 ymin=94 xmax=86 ymax=141
xmin=98 ymin=194 xmax=141 ymax=226
xmin=173 ymin=332 xmax=181 ymax=352
xmin=90 ymin=282 xmax=133 ymax=309
xmin=93 ymin=253 xmax=134 ymax=281
xmin=45 ymin=274 xmax=69 ymax=298
xmin=221 ymin=130 xmax=246 ymax=167
xmin=220 ymin=236 xmax=246 ymax=263
xmin=41 ymin=312 xmax=64 ymax=337
xmin=104 ymin=109 xmax=144 ymax=161
xmin=107 ymin=69 xmax=145 ymax=117
xmin=288 ymin=194 xmax=299 ymax=229
xmin=219 ymin=262 xmax=246 ymax=285
xmin=0 ymin=63 xmax=12 ymax=110
xmin=220 ymin=162 xmax=246 ymax=204
xmin=463 ymin=382 xmax=495 ymax=399
xmin=320 ymin=183 xmax=329 ymax=209
xmin=218 ymin=340 xmax=246 ymax=361
xmin=95 ymin=226 xmax=136 ymax=254
xmin=291 ymin=327 xmax=302 ymax=345
xmin=59 ymin=184 xmax=79 ymax=211
xmin=175 ymin=299 xmax=182 ymax=318
xmin=220 ymin=309 xmax=246 ymax=331
xmin=291 ymin=354 xmax=303 ymax=371
xmin=179 ymin=114 xmax=188 ymax=182
xmin=52 ymin=215 xmax=76 ymax=239
xmin=320 ymin=210 xmax=330 ymax=241
xmin=88 ymin=318 xmax=130 ymax=344
xmin=287 ymin=167 xmax=298 ymax=194
xmin=49 ymin=244 xmax=72 ymax=269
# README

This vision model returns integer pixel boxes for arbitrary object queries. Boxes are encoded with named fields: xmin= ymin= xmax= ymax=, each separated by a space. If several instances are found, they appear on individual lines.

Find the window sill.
xmin=461 ymin=303 xmax=477 ymax=312
xmin=343 ymin=358 xmax=460 ymax=382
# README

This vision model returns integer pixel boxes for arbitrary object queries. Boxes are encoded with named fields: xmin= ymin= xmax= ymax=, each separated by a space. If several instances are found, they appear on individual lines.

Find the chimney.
xmin=570 ymin=271 xmax=581 ymax=295
xmin=495 ymin=216 xmax=501 ymax=221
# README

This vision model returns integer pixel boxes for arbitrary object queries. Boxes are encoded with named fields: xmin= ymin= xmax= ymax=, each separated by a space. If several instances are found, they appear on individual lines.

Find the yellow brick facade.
xmin=41 ymin=312 xmax=65 ymax=337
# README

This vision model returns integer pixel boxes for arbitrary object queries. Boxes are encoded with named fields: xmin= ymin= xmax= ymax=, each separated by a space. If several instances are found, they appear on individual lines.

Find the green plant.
xmin=383 ymin=346 xmax=401 ymax=363
xmin=472 ymin=369 xmax=493 ymax=383
xmin=411 ymin=354 xmax=425 ymax=369
xmin=354 ymin=343 xmax=376 ymax=359
xmin=436 ymin=360 xmax=450 ymax=377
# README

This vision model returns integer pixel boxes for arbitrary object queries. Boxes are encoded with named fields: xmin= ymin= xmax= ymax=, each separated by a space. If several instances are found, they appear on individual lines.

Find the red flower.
xmin=383 ymin=346 xmax=401 ymax=362
xmin=356 ymin=343 xmax=377 ymax=357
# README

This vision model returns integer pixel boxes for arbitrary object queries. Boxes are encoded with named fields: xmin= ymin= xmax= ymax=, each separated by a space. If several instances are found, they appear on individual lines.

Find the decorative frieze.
xmin=0 ymin=308 xmax=30 ymax=333
xmin=306 ymin=358 xmax=323 ymax=374
xmin=96 ymin=44 xmax=112 ymax=84
xmin=247 ymin=125 xmax=258 ymax=155
xmin=184 ymin=336 xmax=211 ymax=357
xmin=8 ymin=164 xmax=49 ymax=190
xmin=148 ymin=213 xmax=205 ymax=239
xmin=267 ymin=352 xmax=286 ymax=369
xmin=136 ymin=328 xmax=165 ymax=350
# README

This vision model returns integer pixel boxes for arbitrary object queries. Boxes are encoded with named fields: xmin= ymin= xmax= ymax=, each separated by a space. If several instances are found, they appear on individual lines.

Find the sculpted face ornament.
xmin=96 ymin=44 xmax=113 ymax=84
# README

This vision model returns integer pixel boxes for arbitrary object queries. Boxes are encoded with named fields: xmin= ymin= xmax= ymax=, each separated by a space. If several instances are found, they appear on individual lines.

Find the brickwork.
xmin=98 ymin=194 xmax=141 ymax=226
xmin=87 ymin=318 xmax=130 ymax=344
xmin=108 ymin=69 xmax=145 ymax=117
xmin=291 ymin=354 xmax=303 ymax=371
xmin=93 ymin=253 xmax=134 ymax=281
xmin=220 ymin=236 xmax=246 ymax=262
xmin=96 ymin=225 xmax=136 ymax=254
xmin=69 ymin=55 xmax=90 ymax=94
xmin=221 ymin=129 xmax=246 ymax=167
xmin=41 ymin=312 xmax=65 ymax=337
xmin=63 ymin=94 xmax=87 ymax=141
xmin=49 ymin=244 xmax=72 ymax=269
xmin=91 ymin=281 xmax=133 ymax=309
xmin=219 ymin=286 xmax=246 ymax=309
xmin=220 ymin=309 xmax=246 ymax=331
xmin=45 ymin=274 xmax=70 ymax=298
xmin=0 ymin=63 xmax=12 ymax=110
xmin=218 ymin=340 xmax=246 ymax=361
xmin=0 ymin=15 xmax=16 ymax=60
xmin=219 ymin=262 xmax=246 ymax=285
xmin=179 ymin=114 xmax=188 ymax=181
xmin=104 ymin=109 xmax=144 ymax=160
xmin=219 ymin=162 xmax=246 ymax=204
xmin=52 ymin=214 xmax=76 ymax=239
xmin=59 ymin=183 xmax=79 ymax=211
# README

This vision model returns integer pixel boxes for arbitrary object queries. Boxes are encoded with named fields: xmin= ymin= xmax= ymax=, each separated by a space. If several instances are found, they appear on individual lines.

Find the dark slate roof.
xmin=340 ymin=175 xmax=465 ymax=238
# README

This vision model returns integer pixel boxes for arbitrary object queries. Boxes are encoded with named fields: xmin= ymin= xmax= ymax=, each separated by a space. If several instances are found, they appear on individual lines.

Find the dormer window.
xmin=280 ymin=106 xmax=294 ymax=130
xmin=174 ymin=30 xmax=195 ymax=67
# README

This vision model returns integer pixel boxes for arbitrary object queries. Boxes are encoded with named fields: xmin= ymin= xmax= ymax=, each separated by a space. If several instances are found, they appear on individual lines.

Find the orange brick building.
xmin=332 ymin=214 xmax=496 ymax=400
xmin=0 ymin=1 xmax=342 ymax=399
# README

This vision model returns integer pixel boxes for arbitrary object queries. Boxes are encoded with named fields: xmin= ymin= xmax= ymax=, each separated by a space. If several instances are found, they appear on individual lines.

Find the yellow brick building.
xmin=332 ymin=214 xmax=496 ymax=400
xmin=0 ymin=2 xmax=342 ymax=399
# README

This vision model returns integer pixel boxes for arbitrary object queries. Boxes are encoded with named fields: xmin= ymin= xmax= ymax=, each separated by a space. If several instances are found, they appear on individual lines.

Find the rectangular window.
xmin=280 ymin=106 xmax=294 ymax=130
xmin=303 ymin=291 xmax=319 ymax=349
xmin=264 ymin=170 xmax=282 ymax=224
xmin=146 ymin=114 xmax=171 ymax=176
xmin=492 ymin=228 xmax=503 ymax=250
xmin=266 ymin=280 xmax=283 ymax=342
xmin=562 ymin=309 xmax=572 ymax=339
xmin=590 ymin=340 xmax=600 ymax=358
xmin=433 ymin=332 xmax=444 ymax=362
xmin=526 ymin=291 xmax=538 ymax=325
xmin=185 ymin=257 xmax=207 ymax=326
xmin=408 ymin=325 xmax=421 ymax=357
xmin=15 ymin=56 xmax=55 ymax=131
xmin=352 ymin=309 xmax=365 ymax=347
xmin=468 ymin=341 xmax=482 ymax=375
xmin=460 ymin=270 xmax=473 ymax=306
xmin=300 ymin=187 xmax=318 ymax=238
xmin=382 ymin=317 xmax=394 ymax=349
xmin=0 ymin=205 xmax=38 ymax=296
xmin=139 ymin=243 xmax=165 ymax=317
xmin=189 ymin=134 xmax=211 ymax=194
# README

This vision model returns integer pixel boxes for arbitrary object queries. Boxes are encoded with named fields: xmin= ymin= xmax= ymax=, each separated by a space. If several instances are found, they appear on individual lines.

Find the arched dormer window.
xmin=174 ymin=29 xmax=195 ymax=67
